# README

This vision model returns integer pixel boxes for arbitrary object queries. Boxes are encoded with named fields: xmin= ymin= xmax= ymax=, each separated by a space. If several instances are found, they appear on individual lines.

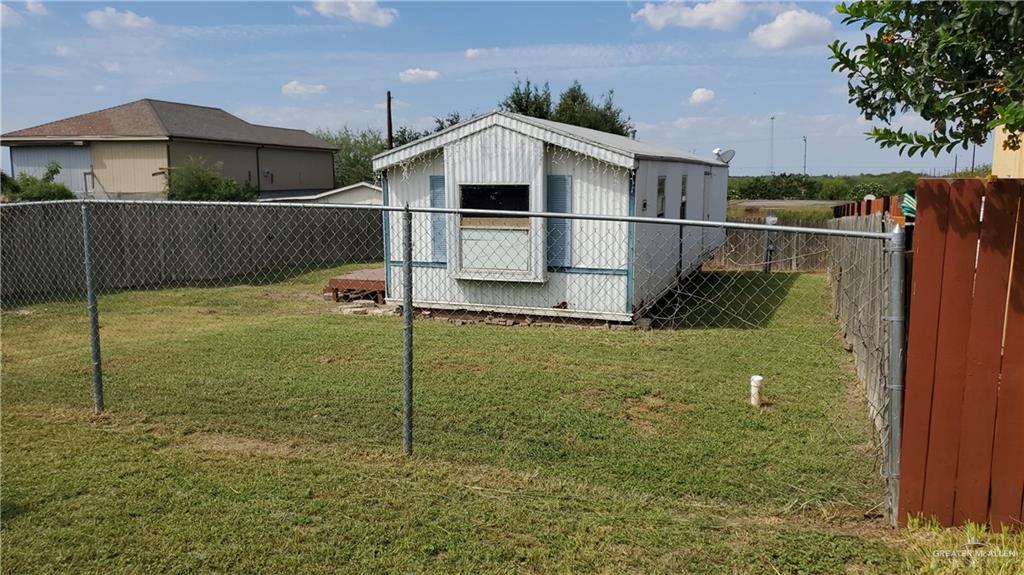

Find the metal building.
xmin=372 ymin=111 xmax=729 ymax=321
xmin=2 ymin=99 xmax=337 ymax=199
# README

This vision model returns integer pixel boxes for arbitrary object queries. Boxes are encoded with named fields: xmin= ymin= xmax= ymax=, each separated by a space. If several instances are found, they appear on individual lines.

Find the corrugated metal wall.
xmin=258 ymin=148 xmax=334 ymax=191
xmin=545 ymin=151 xmax=630 ymax=271
xmin=168 ymin=141 xmax=258 ymax=187
xmin=444 ymin=126 xmax=546 ymax=282
xmin=10 ymin=146 xmax=91 ymax=196
xmin=633 ymin=159 xmax=727 ymax=311
xmin=384 ymin=127 xmax=634 ymax=321
xmin=386 ymin=153 xmax=443 ymax=264
xmin=91 ymin=141 xmax=167 ymax=199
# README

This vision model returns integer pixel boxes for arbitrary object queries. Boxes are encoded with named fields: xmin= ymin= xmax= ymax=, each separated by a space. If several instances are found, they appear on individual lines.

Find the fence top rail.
xmin=0 ymin=199 xmax=893 ymax=240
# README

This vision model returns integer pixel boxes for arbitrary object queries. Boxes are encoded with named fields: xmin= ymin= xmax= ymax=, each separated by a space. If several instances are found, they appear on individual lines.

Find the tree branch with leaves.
xmin=829 ymin=0 xmax=1023 ymax=156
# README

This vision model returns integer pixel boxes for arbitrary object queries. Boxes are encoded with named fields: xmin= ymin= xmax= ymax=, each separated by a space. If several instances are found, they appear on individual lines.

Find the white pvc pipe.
xmin=751 ymin=375 xmax=764 ymax=407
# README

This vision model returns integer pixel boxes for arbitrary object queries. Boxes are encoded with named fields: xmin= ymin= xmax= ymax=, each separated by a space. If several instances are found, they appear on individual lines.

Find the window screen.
xmin=460 ymin=185 xmax=529 ymax=228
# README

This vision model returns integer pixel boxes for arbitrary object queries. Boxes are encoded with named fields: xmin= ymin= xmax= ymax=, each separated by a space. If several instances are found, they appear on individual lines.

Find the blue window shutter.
xmin=429 ymin=175 xmax=446 ymax=263
xmin=546 ymin=175 xmax=572 ymax=268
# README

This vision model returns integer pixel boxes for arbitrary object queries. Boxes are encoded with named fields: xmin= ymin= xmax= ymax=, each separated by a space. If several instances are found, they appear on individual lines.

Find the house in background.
xmin=372 ymin=111 xmax=728 ymax=322
xmin=258 ymin=181 xmax=382 ymax=204
xmin=992 ymin=125 xmax=1024 ymax=178
xmin=1 ymin=99 xmax=336 ymax=200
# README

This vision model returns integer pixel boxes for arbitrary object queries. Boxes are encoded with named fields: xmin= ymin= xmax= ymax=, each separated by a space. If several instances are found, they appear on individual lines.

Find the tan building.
xmin=1 ymin=99 xmax=336 ymax=199
xmin=992 ymin=126 xmax=1024 ymax=178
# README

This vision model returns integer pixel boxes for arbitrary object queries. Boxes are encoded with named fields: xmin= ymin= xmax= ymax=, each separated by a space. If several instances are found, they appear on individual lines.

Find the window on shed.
xmin=460 ymin=185 xmax=529 ymax=228
xmin=680 ymin=175 xmax=688 ymax=218
xmin=459 ymin=184 xmax=532 ymax=273
xmin=656 ymin=176 xmax=666 ymax=217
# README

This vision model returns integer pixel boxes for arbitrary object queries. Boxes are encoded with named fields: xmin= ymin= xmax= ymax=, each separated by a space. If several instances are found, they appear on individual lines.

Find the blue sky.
xmin=1 ymin=0 xmax=993 ymax=176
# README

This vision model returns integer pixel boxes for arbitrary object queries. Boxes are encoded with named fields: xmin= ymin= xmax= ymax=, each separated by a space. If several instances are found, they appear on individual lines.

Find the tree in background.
xmin=730 ymin=174 xmax=823 ymax=201
xmin=829 ymin=1 xmax=1023 ymax=156
xmin=848 ymin=182 xmax=888 ymax=200
xmin=500 ymin=78 xmax=635 ymax=137
xmin=1 ymin=161 xmax=75 ymax=202
xmin=318 ymin=112 xmax=469 ymax=186
xmin=499 ymin=76 xmax=553 ymax=119
xmin=316 ymin=127 xmax=387 ymax=186
xmin=392 ymin=126 xmax=424 ymax=147
xmin=730 ymin=171 xmax=921 ymax=201
xmin=432 ymin=111 xmax=465 ymax=132
xmin=165 ymin=157 xmax=257 ymax=202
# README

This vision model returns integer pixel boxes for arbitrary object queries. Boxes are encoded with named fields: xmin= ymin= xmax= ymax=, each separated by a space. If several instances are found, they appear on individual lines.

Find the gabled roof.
xmin=372 ymin=111 xmax=724 ymax=171
xmin=2 ymin=99 xmax=336 ymax=150
xmin=258 ymin=181 xmax=382 ymax=202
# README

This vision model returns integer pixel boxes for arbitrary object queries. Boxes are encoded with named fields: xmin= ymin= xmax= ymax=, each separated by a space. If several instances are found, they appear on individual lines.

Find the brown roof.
xmin=2 ymin=99 xmax=336 ymax=150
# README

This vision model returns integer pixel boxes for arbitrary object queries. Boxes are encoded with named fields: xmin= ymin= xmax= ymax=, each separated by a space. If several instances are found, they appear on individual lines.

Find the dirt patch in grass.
xmin=185 ymin=433 xmax=299 ymax=457
xmin=623 ymin=395 xmax=689 ymax=436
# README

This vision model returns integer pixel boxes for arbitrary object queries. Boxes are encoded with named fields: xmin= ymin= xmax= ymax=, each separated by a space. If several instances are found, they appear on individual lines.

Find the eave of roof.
xmin=1 ymin=98 xmax=338 ymax=151
xmin=258 ymin=182 xmax=382 ymax=202
xmin=371 ymin=111 xmax=724 ymax=171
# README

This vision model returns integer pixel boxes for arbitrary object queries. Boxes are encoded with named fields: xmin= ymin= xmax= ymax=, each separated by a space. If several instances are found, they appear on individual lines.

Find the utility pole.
xmin=971 ymin=145 xmax=976 ymax=172
xmin=386 ymin=90 xmax=394 ymax=149
xmin=802 ymin=135 xmax=807 ymax=174
xmin=769 ymin=115 xmax=776 ymax=175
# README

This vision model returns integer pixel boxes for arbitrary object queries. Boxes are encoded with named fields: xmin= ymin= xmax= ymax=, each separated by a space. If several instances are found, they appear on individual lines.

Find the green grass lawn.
xmin=2 ymin=266 xmax=1014 ymax=573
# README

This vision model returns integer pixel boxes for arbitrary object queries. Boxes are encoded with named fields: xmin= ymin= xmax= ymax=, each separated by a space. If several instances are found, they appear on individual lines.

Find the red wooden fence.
xmin=899 ymin=178 xmax=1024 ymax=531
xmin=833 ymin=195 xmax=905 ymax=224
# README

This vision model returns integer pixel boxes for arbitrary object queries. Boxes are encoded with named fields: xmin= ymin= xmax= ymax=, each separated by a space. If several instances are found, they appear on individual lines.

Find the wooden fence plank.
xmin=921 ymin=179 xmax=984 ymax=525
xmin=900 ymin=180 xmax=952 ymax=524
xmin=953 ymin=182 xmax=1021 ymax=524
xmin=990 ymin=181 xmax=1024 ymax=531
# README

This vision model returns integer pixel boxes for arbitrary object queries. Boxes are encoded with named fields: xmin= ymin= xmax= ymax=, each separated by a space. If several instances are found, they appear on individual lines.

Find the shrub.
xmin=730 ymin=173 xmax=822 ymax=200
xmin=166 ymin=157 xmax=257 ymax=202
xmin=849 ymin=182 xmax=888 ymax=200
xmin=1 ymin=161 xmax=75 ymax=202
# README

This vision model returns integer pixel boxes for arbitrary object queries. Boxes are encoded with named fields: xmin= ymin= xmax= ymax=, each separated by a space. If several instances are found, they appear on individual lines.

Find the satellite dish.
xmin=713 ymin=148 xmax=736 ymax=164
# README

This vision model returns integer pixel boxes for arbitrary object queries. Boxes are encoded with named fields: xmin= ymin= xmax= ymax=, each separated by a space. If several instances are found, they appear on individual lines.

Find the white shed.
xmin=258 ymin=182 xmax=382 ymax=205
xmin=372 ymin=111 xmax=728 ymax=322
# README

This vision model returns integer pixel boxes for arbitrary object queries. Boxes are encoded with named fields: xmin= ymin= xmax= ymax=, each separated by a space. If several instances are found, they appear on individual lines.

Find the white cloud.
xmin=85 ymin=7 xmax=155 ymax=31
xmin=749 ymin=9 xmax=832 ymax=50
xmin=688 ymin=88 xmax=716 ymax=106
xmin=100 ymin=61 xmax=122 ymax=73
xmin=631 ymin=0 xmax=746 ymax=31
xmin=93 ymin=84 xmax=105 ymax=93
xmin=25 ymin=0 xmax=47 ymax=16
xmin=399 ymin=67 xmax=439 ymax=83
xmin=1 ymin=3 xmax=23 ymax=26
xmin=293 ymin=5 xmax=312 ymax=17
xmin=464 ymin=47 xmax=497 ymax=59
xmin=53 ymin=44 xmax=72 ymax=57
xmin=281 ymin=79 xmax=328 ymax=97
xmin=312 ymin=1 xmax=397 ymax=27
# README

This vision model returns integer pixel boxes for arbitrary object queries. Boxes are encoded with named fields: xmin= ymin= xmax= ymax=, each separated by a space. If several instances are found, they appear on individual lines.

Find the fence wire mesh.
xmin=0 ymin=200 xmax=900 ymax=522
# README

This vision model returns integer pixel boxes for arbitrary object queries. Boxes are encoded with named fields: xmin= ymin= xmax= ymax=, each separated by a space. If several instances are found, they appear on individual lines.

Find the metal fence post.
xmin=80 ymin=201 xmax=104 ymax=413
xmin=402 ymin=204 xmax=414 ymax=456
xmin=885 ymin=224 xmax=906 ymax=526
xmin=762 ymin=215 xmax=777 ymax=273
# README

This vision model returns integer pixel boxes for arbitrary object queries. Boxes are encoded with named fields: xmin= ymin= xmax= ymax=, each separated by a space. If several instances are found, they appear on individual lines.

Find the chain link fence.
xmin=0 ymin=199 xmax=904 ymax=522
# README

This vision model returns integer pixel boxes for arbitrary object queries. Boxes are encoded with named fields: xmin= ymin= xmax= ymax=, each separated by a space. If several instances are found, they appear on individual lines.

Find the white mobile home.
xmin=371 ymin=111 xmax=728 ymax=322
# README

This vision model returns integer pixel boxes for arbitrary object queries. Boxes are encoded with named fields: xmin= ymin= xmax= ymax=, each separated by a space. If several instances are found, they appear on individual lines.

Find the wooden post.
xmin=386 ymin=91 xmax=394 ymax=150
